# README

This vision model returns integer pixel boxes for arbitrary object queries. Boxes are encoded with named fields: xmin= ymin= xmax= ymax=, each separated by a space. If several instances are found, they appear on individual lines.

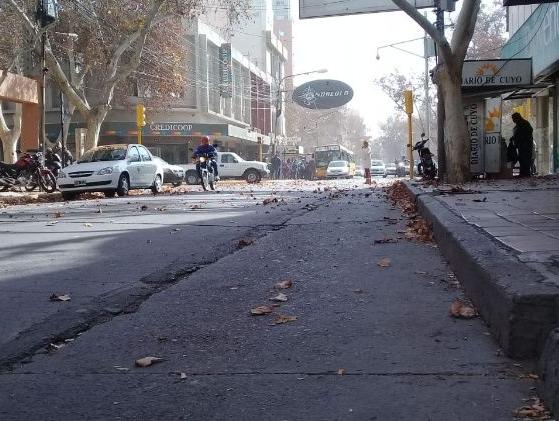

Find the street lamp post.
xmin=273 ymin=68 xmax=327 ymax=179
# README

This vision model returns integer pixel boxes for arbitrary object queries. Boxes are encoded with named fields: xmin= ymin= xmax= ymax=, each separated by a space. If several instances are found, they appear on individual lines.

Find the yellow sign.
xmin=403 ymin=90 xmax=413 ymax=114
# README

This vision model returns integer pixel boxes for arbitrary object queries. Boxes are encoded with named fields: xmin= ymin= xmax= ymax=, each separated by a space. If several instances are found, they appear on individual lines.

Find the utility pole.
xmin=37 ymin=0 xmax=58 ymax=161
xmin=435 ymin=0 xmax=446 ymax=179
xmin=423 ymin=13 xmax=431 ymax=140
xmin=404 ymin=90 xmax=414 ymax=179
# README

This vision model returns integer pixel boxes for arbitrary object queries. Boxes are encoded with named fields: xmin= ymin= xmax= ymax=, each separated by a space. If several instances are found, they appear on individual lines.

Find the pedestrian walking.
xmin=307 ymin=157 xmax=316 ymax=180
xmin=271 ymin=153 xmax=281 ymax=180
xmin=360 ymin=140 xmax=372 ymax=184
xmin=510 ymin=112 xmax=534 ymax=177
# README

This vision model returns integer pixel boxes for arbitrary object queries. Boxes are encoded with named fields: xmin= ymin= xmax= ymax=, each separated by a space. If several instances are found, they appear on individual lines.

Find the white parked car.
xmin=182 ymin=152 xmax=269 ymax=184
xmin=326 ymin=160 xmax=351 ymax=178
xmin=57 ymin=144 xmax=164 ymax=200
xmin=371 ymin=159 xmax=387 ymax=177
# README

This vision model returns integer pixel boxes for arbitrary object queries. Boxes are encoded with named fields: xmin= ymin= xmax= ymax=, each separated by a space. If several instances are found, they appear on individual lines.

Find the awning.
xmin=47 ymin=121 xmax=271 ymax=145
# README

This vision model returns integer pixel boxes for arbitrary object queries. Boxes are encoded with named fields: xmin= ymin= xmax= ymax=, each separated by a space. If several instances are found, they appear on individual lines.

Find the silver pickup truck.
xmin=181 ymin=152 xmax=270 ymax=184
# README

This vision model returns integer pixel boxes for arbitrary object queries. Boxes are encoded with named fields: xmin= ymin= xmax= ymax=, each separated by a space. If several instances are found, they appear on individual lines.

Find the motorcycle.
xmin=413 ymin=133 xmax=437 ymax=180
xmin=45 ymin=148 xmax=63 ymax=177
xmin=0 ymin=150 xmax=58 ymax=193
xmin=197 ymin=155 xmax=216 ymax=191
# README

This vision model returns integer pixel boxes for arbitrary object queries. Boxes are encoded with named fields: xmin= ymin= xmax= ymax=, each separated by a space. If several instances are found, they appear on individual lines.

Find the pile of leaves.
xmin=386 ymin=181 xmax=433 ymax=243
xmin=514 ymin=397 xmax=552 ymax=420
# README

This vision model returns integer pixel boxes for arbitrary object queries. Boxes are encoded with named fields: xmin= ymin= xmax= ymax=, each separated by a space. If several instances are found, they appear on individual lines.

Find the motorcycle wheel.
xmin=25 ymin=182 xmax=38 ymax=192
xmin=201 ymin=172 xmax=209 ymax=191
xmin=39 ymin=172 xmax=57 ymax=193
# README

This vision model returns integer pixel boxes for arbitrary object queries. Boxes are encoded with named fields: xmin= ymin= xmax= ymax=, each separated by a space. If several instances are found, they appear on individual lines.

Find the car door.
xmin=137 ymin=146 xmax=157 ymax=186
xmin=126 ymin=146 xmax=142 ymax=187
xmin=219 ymin=153 xmax=237 ymax=177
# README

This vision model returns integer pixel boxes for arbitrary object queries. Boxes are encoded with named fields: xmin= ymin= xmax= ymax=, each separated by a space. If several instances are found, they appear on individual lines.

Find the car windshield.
xmin=371 ymin=160 xmax=385 ymax=166
xmin=329 ymin=161 xmax=347 ymax=168
xmin=230 ymin=153 xmax=244 ymax=162
xmin=78 ymin=146 xmax=127 ymax=163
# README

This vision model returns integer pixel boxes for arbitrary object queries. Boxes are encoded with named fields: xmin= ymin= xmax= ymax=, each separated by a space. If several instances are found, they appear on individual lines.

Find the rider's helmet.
xmin=201 ymin=136 xmax=210 ymax=145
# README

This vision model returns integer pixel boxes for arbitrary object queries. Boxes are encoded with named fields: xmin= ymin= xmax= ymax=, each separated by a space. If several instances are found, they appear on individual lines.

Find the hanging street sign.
xmin=292 ymin=79 xmax=353 ymax=110
xmin=462 ymin=59 xmax=532 ymax=88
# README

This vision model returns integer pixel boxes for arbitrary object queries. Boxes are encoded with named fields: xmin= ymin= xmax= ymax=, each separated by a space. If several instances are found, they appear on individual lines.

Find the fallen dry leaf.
xmin=449 ymin=298 xmax=477 ymax=319
xmin=263 ymin=197 xmax=279 ymax=205
xmin=269 ymin=293 xmax=288 ymax=302
xmin=236 ymin=239 xmax=254 ymax=249
xmin=275 ymin=280 xmax=293 ymax=289
xmin=514 ymin=398 xmax=550 ymax=419
xmin=53 ymin=211 xmax=64 ymax=218
xmin=179 ymin=372 xmax=187 ymax=380
xmin=250 ymin=305 xmax=273 ymax=316
xmin=135 ymin=356 xmax=164 ymax=368
xmin=377 ymin=257 xmax=391 ymax=268
xmin=49 ymin=293 xmax=71 ymax=302
xmin=337 ymin=368 xmax=347 ymax=375
xmin=83 ymin=223 xmax=93 ymax=228
xmin=274 ymin=315 xmax=297 ymax=324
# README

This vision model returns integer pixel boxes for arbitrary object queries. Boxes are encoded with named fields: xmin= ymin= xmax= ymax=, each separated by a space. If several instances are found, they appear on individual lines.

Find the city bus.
xmin=314 ymin=144 xmax=356 ymax=178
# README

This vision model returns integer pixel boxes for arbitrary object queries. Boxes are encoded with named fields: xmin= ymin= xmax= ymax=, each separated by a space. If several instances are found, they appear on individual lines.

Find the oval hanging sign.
xmin=292 ymin=79 xmax=353 ymax=110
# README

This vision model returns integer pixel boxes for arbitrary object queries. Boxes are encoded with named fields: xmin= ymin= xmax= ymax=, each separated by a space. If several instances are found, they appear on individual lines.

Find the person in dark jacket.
xmin=510 ymin=112 xmax=533 ymax=177
xmin=192 ymin=136 xmax=219 ymax=180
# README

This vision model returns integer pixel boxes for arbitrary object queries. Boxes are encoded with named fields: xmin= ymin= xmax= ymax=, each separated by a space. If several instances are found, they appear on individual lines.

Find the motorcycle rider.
xmin=192 ymin=136 xmax=219 ymax=181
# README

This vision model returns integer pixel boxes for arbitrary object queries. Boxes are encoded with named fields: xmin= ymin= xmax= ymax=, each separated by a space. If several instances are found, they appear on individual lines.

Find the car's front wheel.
xmin=244 ymin=169 xmax=261 ymax=183
xmin=116 ymin=173 xmax=130 ymax=197
xmin=185 ymin=171 xmax=200 ymax=185
xmin=62 ymin=192 xmax=78 ymax=201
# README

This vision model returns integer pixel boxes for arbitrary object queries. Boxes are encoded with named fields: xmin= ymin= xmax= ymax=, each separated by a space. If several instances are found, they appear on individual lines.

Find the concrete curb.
xmin=402 ymin=181 xmax=559 ymax=359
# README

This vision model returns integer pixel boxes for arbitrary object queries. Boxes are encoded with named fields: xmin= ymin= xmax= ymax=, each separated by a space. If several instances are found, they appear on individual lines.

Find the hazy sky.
xmin=290 ymin=2 xmax=473 ymax=136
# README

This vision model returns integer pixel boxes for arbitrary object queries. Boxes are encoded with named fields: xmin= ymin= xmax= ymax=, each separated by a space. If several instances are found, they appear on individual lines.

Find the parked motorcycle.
xmin=413 ymin=133 xmax=437 ymax=180
xmin=0 ymin=150 xmax=58 ymax=193
xmin=196 ymin=155 xmax=216 ymax=191
xmin=45 ymin=148 xmax=63 ymax=177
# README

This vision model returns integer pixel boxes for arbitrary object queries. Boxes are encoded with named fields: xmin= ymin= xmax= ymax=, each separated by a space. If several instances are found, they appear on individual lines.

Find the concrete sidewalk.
xmin=0 ymin=186 xmax=538 ymax=420
xmin=404 ymin=176 xmax=559 ymax=415
xmin=429 ymin=177 xmax=559 ymax=274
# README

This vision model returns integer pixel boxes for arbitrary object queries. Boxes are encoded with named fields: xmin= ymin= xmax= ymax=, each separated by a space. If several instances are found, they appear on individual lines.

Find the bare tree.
xmin=6 ymin=0 xmax=249 ymax=150
xmin=391 ymin=0 xmax=480 ymax=183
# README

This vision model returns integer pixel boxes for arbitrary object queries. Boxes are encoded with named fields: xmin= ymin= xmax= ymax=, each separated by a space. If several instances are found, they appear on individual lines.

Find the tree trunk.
xmin=0 ymin=103 xmax=22 ymax=164
xmin=439 ymin=68 xmax=470 ymax=184
xmin=84 ymin=108 xmax=108 ymax=151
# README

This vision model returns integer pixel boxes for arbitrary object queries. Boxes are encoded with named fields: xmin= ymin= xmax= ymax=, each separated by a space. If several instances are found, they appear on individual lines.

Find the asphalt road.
xmin=0 ymin=179 xmax=537 ymax=420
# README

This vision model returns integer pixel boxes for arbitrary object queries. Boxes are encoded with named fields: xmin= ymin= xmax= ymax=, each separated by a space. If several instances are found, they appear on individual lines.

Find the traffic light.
xmin=136 ymin=104 xmax=146 ymax=127
xmin=37 ymin=0 xmax=59 ymax=27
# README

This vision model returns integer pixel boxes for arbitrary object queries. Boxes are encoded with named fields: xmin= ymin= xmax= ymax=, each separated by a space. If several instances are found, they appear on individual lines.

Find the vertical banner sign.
xmin=464 ymin=102 xmax=484 ymax=174
xmin=219 ymin=43 xmax=232 ymax=98
xmin=484 ymin=97 xmax=502 ymax=173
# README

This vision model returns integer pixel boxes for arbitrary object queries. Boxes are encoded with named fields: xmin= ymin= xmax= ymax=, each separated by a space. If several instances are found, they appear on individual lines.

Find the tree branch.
xmin=451 ymin=0 xmax=481 ymax=62
xmin=44 ymin=39 xmax=91 ymax=116
xmin=390 ymin=0 xmax=453 ymax=63
xmin=100 ymin=0 xmax=167 ymax=105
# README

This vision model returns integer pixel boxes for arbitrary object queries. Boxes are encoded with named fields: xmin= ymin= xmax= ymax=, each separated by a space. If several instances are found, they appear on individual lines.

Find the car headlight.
xmin=58 ymin=171 xmax=66 ymax=178
xmin=97 ymin=167 xmax=114 ymax=175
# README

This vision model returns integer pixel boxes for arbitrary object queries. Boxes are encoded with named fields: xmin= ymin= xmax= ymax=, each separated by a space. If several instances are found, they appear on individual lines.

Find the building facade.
xmin=40 ymin=3 xmax=288 ymax=165
xmin=502 ymin=3 xmax=559 ymax=174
